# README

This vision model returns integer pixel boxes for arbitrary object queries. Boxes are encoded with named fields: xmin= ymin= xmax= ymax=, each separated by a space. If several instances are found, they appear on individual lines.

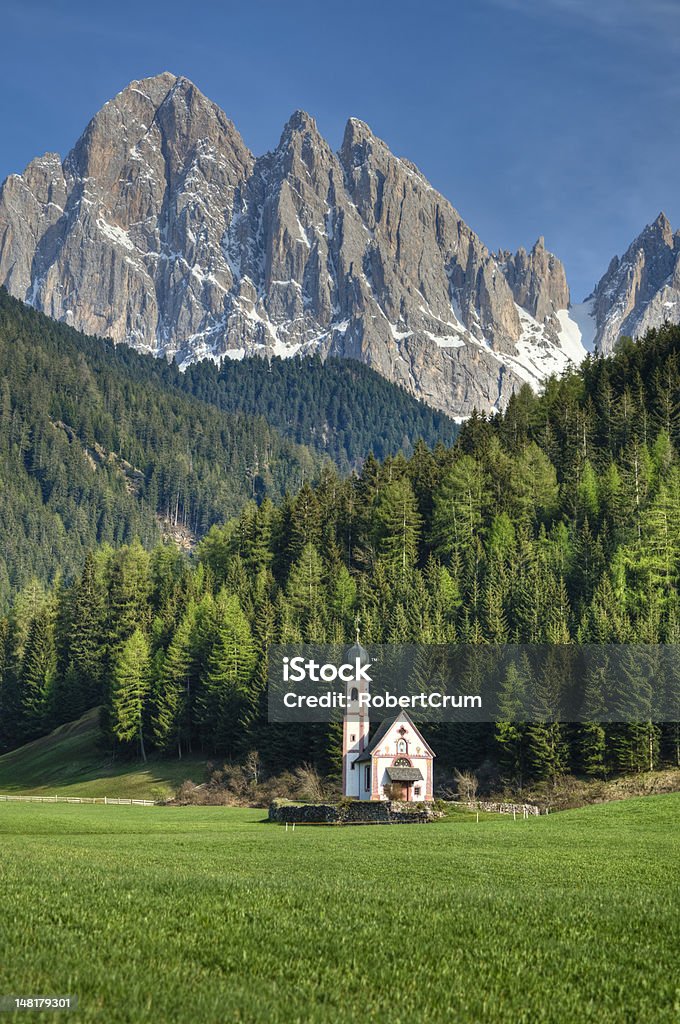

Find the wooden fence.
xmin=0 ymin=794 xmax=155 ymax=806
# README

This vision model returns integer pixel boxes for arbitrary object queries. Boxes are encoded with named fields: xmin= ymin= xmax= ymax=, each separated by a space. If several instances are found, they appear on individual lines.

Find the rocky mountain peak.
xmin=341 ymin=117 xmax=401 ymax=173
xmin=499 ymin=237 xmax=570 ymax=324
xmin=649 ymin=211 xmax=673 ymax=245
xmin=588 ymin=212 xmax=680 ymax=353
xmin=120 ymin=71 xmax=179 ymax=104
xmin=341 ymin=117 xmax=375 ymax=148
xmin=273 ymin=109 xmax=333 ymax=178
xmin=0 ymin=74 xmax=588 ymax=417
xmin=19 ymin=153 xmax=64 ymax=198
xmin=282 ymin=109 xmax=319 ymax=135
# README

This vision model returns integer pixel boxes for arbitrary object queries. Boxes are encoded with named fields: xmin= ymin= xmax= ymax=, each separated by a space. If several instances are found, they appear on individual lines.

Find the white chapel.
xmin=341 ymin=639 xmax=435 ymax=802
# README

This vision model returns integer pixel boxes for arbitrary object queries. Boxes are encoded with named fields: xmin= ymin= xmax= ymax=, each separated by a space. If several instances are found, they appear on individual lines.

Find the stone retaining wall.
xmin=469 ymin=800 xmax=541 ymax=816
xmin=268 ymin=799 xmax=440 ymax=825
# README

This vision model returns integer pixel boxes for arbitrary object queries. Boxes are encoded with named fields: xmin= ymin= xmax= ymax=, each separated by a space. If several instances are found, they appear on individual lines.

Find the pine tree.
xmin=66 ymin=552 xmax=107 ymax=714
xmin=639 ymin=469 xmax=680 ymax=606
xmin=374 ymin=477 xmax=422 ymax=575
xmin=196 ymin=590 xmax=256 ymax=756
xmin=526 ymin=720 xmax=569 ymax=784
xmin=152 ymin=603 xmax=198 ymax=757
xmin=609 ymin=648 xmax=661 ymax=774
xmin=249 ymin=499 xmax=275 ymax=573
xmin=432 ymin=456 xmax=485 ymax=560
xmin=483 ymin=561 xmax=509 ymax=642
xmin=286 ymin=542 xmax=326 ymax=627
xmin=110 ymin=628 xmax=151 ymax=761
xmin=19 ymin=607 xmax=56 ymax=740
xmin=288 ymin=484 xmax=322 ymax=563
xmin=526 ymin=651 xmax=570 ymax=783
xmin=510 ymin=442 xmax=559 ymax=526
xmin=495 ymin=660 xmax=529 ymax=790
xmin=579 ymin=664 xmax=608 ymax=777
xmin=0 ymin=618 xmax=22 ymax=752
xmin=330 ymin=565 xmax=357 ymax=630
xmin=106 ymin=542 xmax=152 ymax=651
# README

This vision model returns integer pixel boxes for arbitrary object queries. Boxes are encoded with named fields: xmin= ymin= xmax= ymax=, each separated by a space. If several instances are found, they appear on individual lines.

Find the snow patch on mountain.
xmin=557 ymin=299 xmax=593 ymax=356
xmin=96 ymin=219 xmax=136 ymax=252
xmin=504 ymin=305 xmax=587 ymax=386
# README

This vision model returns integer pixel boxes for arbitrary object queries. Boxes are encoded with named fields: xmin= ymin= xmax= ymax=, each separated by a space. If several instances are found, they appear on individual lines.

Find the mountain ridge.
xmin=5 ymin=73 xmax=680 ymax=414
xmin=0 ymin=72 xmax=587 ymax=418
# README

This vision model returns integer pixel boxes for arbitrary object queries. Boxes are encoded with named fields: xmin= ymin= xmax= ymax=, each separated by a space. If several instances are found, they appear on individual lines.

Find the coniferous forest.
xmin=0 ymin=291 xmax=457 ymax=607
xmin=180 ymin=351 xmax=459 ymax=469
xmin=1 ymin=289 xmax=680 ymax=786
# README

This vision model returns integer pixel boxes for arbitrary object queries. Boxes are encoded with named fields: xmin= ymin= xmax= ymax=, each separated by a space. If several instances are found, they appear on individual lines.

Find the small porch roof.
xmin=385 ymin=766 xmax=424 ymax=783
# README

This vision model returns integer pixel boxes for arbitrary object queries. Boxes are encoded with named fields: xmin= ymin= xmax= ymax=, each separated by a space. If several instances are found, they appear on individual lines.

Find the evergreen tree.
xmin=196 ymin=590 xmax=256 ymax=756
xmin=286 ymin=543 xmax=326 ymax=628
xmin=495 ymin=661 xmax=529 ymax=790
xmin=107 ymin=542 xmax=152 ymax=652
xmin=65 ymin=552 xmax=107 ymax=715
xmin=374 ymin=477 xmax=422 ymax=575
xmin=526 ymin=651 xmax=570 ymax=783
xmin=578 ymin=665 xmax=609 ymax=777
xmin=432 ymin=456 xmax=485 ymax=560
xmin=19 ymin=607 xmax=56 ymax=740
xmin=110 ymin=628 xmax=151 ymax=761
xmin=0 ymin=618 xmax=22 ymax=752
xmin=152 ymin=604 xmax=198 ymax=757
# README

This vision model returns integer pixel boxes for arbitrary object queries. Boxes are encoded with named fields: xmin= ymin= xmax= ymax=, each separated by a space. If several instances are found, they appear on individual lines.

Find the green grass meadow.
xmin=0 ymin=796 xmax=678 ymax=1023
xmin=0 ymin=709 xmax=207 ymax=800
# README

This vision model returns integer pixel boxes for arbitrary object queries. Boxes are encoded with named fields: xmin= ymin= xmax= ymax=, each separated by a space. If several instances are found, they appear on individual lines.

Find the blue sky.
xmin=2 ymin=0 xmax=679 ymax=299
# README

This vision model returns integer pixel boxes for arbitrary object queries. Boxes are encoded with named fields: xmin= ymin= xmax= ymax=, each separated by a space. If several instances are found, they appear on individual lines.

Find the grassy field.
xmin=0 ymin=797 xmax=678 ymax=1023
xmin=0 ymin=709 xmax=207 ymax=800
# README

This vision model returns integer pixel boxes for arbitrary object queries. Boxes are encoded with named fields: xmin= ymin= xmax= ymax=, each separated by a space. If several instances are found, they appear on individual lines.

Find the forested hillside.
xmin=180 ymin=354 xmax=458 ymax=469
xmin=1 ymin=323 xmax=679 ymax=783
xmin=0 ymin=291 xmax=458 ymax=605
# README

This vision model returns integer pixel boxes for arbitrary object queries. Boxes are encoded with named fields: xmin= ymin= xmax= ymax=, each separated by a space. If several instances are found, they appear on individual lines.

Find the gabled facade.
xmin=352 ymin=712 xmax=435 ymax=802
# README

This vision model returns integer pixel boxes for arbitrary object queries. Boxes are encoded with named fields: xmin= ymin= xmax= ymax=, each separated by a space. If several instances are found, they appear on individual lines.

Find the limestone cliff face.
xmin=0 ymin=74 xmax=253 ymax=357
xmin=499 ymin=237 xmax=570 ymax=326
xmin=0 ymin=73 xmax=585 ymax=416
xmin=589 ymin=213 xmax=680 ymax=354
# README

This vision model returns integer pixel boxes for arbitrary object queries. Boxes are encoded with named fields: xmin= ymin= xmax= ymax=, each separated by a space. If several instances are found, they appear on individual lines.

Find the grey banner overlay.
xmin=267 ymin=645 xmax=680 ymax=723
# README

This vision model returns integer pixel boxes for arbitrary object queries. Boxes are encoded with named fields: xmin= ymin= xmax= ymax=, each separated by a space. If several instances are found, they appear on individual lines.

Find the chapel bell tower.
xmin=341 ymin=628 xmax=371 ymax=798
